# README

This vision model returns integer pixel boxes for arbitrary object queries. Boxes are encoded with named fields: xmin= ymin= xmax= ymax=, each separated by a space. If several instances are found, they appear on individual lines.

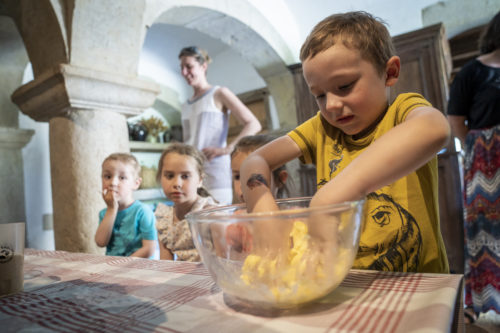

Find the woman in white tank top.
xmin=179 ymin=46 xmax=262 ymax=205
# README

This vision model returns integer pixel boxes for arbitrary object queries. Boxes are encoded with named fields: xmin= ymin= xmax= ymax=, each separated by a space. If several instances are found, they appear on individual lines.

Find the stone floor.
xmin=465 ymin=311 xmax=500 ymax=332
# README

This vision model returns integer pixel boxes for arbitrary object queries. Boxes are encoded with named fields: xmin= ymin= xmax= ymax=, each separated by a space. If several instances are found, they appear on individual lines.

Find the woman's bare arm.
xmin=447 ymin=115 xmax=468 ymax=146
xmin=202 ymin=87 xmax=261 ymax=160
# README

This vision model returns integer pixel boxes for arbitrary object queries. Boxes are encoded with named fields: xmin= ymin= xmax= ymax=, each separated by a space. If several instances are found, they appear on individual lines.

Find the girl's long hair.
xmin=156 ymin=143 xmax=212 ymax=198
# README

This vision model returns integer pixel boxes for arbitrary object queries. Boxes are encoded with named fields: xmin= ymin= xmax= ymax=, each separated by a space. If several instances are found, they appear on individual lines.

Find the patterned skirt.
xmin=463 ymin=124 xmax=500 ymax=314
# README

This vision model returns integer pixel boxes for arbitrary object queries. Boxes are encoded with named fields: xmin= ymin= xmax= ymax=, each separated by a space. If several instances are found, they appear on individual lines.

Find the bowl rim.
xmin=186 ymin=196 xmax=365 ymax=223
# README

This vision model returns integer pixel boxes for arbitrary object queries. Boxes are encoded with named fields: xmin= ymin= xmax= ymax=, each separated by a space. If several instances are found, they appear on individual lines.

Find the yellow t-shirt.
xmin=288 ymin=93 xmax=449 ymax=273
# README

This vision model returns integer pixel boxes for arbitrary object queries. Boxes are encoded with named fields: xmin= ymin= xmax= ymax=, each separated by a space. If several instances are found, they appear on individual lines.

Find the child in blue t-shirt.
xmin=95 ymin=153 xmax=157 ymax=257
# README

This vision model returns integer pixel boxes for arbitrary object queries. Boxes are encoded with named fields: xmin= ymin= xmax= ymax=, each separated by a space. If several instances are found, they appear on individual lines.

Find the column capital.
xmin=11 ymin=64 xmax=160 ymax=122
xmin=0 ymin=126 xmax=34 ymax=149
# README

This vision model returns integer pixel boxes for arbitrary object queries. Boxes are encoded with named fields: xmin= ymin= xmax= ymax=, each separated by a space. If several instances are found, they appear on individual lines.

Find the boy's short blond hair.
xmin=102 ymin=153 xmax=141 ymax=178
xmin=300 ymin=11 xmax=396 ymax=75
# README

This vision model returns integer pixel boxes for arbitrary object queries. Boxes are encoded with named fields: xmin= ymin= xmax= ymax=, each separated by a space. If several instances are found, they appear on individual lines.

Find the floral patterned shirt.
xmin=155 ymin=195 xmax=217 ymax=261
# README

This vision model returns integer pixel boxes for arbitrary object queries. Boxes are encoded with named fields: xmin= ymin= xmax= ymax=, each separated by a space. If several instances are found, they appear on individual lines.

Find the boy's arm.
xmin=131 ymin=205 xmax=157 ymax=258
xmin=240 ymin=135 xmax=302 ymax=212
xmin=240 ymin=136 xmax=302 ymax=255
xmin=311 ymin=106 xmax=450 ymax=207
xmin=94 ymin=207 xmax=118 ymax=247
xmin=130 ymin=239 xmax=156 ymax=258
xmin=95 ymin=189 xmax=119 ymax=247
xmin=203 ymin=87 xmax=262 ymax=161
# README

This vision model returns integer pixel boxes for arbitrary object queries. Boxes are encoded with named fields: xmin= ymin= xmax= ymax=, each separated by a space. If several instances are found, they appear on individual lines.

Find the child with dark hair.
xmin=231 ymin=134 xmax=291 ymax=203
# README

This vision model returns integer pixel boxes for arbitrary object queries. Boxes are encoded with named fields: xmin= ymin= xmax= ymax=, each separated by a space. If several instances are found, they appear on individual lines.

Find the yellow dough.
xmin=240 ymin=220 xmax=335 ymax=304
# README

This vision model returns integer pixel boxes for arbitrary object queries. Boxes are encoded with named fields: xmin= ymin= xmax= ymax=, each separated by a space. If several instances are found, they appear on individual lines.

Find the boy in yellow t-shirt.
xmin=240 ymin=11 xmax=450 ymax=273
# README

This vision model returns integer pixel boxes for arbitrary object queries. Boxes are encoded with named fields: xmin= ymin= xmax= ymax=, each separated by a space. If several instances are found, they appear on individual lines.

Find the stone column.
xmin=12 ymin=64 xmax=159 ymax=253
xmin=0 ymin=15 xmax=33 ymax=226
xmin=0 ymin=127 xmax=33 ymax=223
xmin=3 ymin=0 xmax=159 ymax=253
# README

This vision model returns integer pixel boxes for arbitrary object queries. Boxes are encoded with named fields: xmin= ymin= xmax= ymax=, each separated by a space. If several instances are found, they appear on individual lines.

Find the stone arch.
xmin=150 ymin=6 xmax=290 ymax=77
xmin=144 ymin=1 xmax=297 ymax=66
xmin=143 ymin=3 xmax=298 ymax=127
xmin=1 ymin=0 xmax=68 ymax=78
xmin=0 ymin=0 xmax=301 ymax=252
xmin=3 ymin=1 xmax=161 ymax=253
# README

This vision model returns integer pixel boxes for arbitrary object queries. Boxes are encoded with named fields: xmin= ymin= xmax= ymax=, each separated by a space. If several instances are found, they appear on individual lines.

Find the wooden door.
xmin=288 ymin=64 xmax=318 ymax=197
xmin=392 ymin=23 xmax=464 ymax=274
xmin=390 ymin=24 xmax=452 ymax=111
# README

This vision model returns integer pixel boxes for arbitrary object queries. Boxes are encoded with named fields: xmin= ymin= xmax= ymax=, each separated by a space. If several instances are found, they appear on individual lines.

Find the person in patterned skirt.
xmin=447 ymin=11 xmax=500 ymax=323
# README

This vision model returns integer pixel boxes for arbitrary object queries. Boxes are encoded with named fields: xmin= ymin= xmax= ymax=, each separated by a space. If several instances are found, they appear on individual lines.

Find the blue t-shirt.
xmin=99 ymin=200 xmax=157 ymax=257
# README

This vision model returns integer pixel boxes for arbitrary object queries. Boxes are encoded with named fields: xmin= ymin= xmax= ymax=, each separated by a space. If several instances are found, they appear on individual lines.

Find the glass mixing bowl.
xmin=186 ymin=197 xmax=365 ymax=309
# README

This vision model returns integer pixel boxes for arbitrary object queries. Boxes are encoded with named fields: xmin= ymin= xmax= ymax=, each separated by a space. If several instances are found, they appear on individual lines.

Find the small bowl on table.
xmin=186 ymin=197 xmax=365 ymax=310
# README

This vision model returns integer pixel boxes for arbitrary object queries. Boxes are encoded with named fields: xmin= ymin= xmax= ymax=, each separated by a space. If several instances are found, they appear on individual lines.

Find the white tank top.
xmin=181 ymin=86 xmax=232 ymax=192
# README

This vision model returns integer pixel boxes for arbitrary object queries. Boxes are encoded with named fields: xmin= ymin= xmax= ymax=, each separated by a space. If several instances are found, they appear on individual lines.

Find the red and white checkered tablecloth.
xmin=0 ymin=249 xmax=464 ymax=332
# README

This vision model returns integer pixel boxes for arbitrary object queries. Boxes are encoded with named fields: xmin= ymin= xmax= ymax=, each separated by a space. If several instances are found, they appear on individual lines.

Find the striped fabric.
xmin=463 ymin=124 xmax=500 ymax=314
xmin=0 ymin=249 xmax=463 ymax=332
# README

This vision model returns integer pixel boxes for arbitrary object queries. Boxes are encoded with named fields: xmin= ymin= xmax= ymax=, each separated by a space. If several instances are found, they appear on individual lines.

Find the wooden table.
xmin=0 ymin=249 xmax=464 ymax=332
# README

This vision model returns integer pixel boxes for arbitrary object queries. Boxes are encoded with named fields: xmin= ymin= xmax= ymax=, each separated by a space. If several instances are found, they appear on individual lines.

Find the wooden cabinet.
xmin=288 ymin=64 xmax=318 ymax=197
xmin=448 ymin=25 xmax=485 ymax=80
xmin=227 ymin=88 xmax=271 ymax=144
xmin=288 ymin=64 xmax=319 ymax=125
xmin=392 ymin=23 xmax=464 ymax=274
xmin=437 ymin=151 xmax=464 ymax=273
xmin=390 ymin=24 xmax=452 ymax=111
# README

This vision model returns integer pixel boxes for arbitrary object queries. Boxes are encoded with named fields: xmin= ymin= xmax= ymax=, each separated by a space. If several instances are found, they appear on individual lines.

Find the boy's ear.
xmin=385 ymin=56 xmax=400 ymax=87
xmin=134 ymin=177 xmax=142 ymax=190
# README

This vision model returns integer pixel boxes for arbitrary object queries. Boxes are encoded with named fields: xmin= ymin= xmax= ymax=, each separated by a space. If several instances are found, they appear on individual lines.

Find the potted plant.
xmin=140 ymin=116 xmax=168 ymax=143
